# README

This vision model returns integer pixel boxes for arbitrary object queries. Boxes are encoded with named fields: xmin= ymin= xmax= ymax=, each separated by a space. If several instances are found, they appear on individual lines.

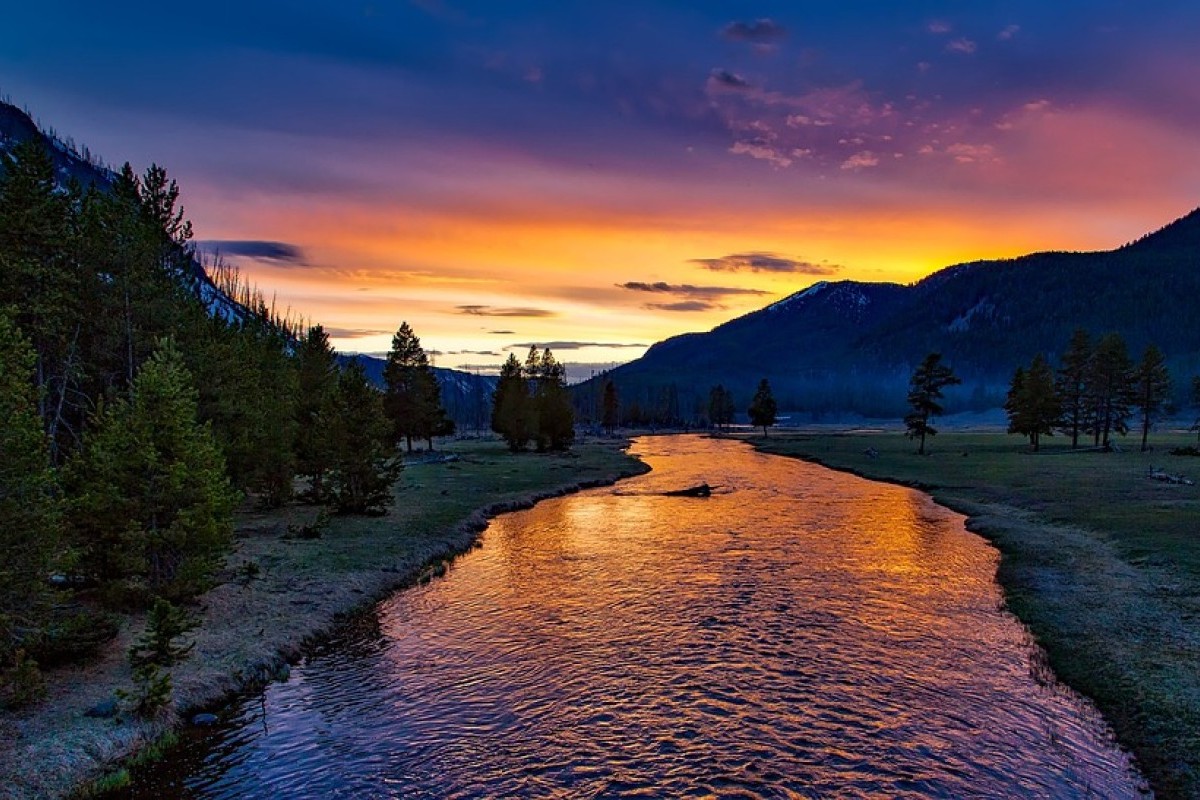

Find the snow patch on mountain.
xmin=948 ymin=298 xmax=995 ymax=332
xmin=766 ymin=281 xmax=829 ymax=312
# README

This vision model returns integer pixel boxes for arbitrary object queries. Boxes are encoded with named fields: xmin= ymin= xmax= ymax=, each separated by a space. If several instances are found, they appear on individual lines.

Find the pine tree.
xmin=533 ymin=348 xmax=574 ymax=451
xmin=708 ymin=385 xmax=734 ymax=431
xmin=601 ymin=380 xmax=619 ymax=435
xmin=329 ymin=361 xmax=400 ymax=514
xmin=1132 ymin=345 xmax=1171 ymax=452
xmin=748 ymin=378 xmax=778 ymax=436
xmin=1005 ymin=354 xmax=1059 ymax=451
xmin=294 ymin=325 xmax=340 ymax=501
xmin=383 ymin=322 xmax=448 ymax=452
xmin=1055 ymin=329 xmax=1093 ymax=449
xmin=0 ymin=311 xmax=61 ymax=684
xmin=904 ymin=352 xmax=961 ymax=455
xmin=68 ymin=340 xmax=237 ymax=604
xmin=1088 ymin=333 xmax=1134 ymax=448
xmin=492 ymin=353 xmax=532 ymax=451
xmin=0 ymin=139 xmax=83 ymax=456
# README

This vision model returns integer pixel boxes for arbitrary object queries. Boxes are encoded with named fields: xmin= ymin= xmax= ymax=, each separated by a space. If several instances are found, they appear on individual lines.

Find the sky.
xmin=3 ymin=1 xmax=1200 ymax=374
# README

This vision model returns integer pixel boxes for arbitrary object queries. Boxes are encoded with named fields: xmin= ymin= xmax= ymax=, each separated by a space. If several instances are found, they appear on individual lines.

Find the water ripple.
xmin=131 ymin=436 xmax=1146 ymax=798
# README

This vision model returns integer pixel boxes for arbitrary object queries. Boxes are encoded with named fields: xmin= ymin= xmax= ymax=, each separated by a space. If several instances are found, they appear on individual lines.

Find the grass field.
xmin=750 ymin=429 xmax=1200 ymax=799
xmin=1 ymin=436 xmax=646 ymax=800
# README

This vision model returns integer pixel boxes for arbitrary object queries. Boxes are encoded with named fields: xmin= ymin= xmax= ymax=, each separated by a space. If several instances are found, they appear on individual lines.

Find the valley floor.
xmin=748 ymin=429 xmax=1200 ymax=799
xmin=0 ymin=436 xmax=647 ymax=800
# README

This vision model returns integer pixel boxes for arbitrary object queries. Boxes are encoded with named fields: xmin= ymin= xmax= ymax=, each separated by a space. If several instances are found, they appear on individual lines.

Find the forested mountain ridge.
xmin=593 ymin=208 xmax=1200 ymax=419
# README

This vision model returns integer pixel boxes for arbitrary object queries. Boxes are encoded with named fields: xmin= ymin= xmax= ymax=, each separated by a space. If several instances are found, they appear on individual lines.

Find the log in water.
xmin=130 ymin=435 xmax=1146 ymax=798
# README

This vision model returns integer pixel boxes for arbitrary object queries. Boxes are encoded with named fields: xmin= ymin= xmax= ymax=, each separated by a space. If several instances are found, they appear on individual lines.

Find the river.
xmin=128 ymin=435 xmax=1146 ymax=798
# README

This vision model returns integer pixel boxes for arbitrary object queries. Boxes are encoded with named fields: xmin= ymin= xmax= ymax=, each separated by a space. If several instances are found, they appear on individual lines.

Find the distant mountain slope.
xmin=338 ymin=354 xmax=498 ymax=431
xmin=594 ymin=209 xmax=1200 ymax=419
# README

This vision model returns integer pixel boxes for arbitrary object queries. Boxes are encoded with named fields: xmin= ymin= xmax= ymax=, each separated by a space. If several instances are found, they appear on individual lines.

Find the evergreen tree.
xmin=329 ymin=362 xmax=400 ymax=514
xmin=748 ymin=378 xmax=778 ymax=436
xmin=0 ymin=311 xmax=61 ymax=686
xmin=1005 ymin=354 xmax=1059 ymax=451
xmin=418 ymin=366 xmax=455 ymax=449
xmin=708 ymin=385 xmax=734 ymax=431
xmin=601 ymin=380 xmax=619 ymax=435
xmin=294 ymin=325 xmax=340 ymax=501
xmin=1055 ymin=329 xmax=1093 ymax=449
xmin=0 ymin=139 xmax=83 ymax=456
xmin=68 ymin=341 xmax=237 ymax=604
xmin=383 ymin=322 xmax=448 ymax=452
xmin=904 ymin=352 xmax=961 ymax=455
xmin=1088 ymin=332 xmax=1134 ymax=448
xmin=532 ymin=348 xmax=574 ymax=451
xmin=187 ymin=315 xmax=297 ymax=506
xmin=492 ymin=353 xmax=532 ymax=451
xmin=1132 ymin=345 xmax=1171 ymax=452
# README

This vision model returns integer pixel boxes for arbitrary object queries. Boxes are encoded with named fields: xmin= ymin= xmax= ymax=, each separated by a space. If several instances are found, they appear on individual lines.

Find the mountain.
xmin=1 ymin=101 xmax=259 ymax=327
xmin=593 ymin=209 xmax=1200 ymax=419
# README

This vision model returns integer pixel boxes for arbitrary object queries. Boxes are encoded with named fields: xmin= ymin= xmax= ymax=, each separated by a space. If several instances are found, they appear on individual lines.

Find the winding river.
xmin=131 ymin=436 xmax=1145 ymax=798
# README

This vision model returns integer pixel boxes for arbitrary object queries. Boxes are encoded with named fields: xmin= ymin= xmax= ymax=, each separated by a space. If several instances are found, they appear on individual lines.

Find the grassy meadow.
xmin=750 ymin=429 xmax=1200 ymax=799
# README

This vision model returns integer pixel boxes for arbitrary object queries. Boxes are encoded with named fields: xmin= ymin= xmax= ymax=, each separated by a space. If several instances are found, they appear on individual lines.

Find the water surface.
xmin=135 ymin=435 xmax=1145 ymax=798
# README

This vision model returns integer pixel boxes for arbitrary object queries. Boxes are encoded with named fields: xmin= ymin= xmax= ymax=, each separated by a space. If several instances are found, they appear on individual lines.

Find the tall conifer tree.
xmin=904 ymin=353 xmax=961 ymax=455
xmin=68 ymin=341 xmax=236 ymax=603
xmin=0 ymin=311 xmax=61 ymax=684
xmin=1055 ymin=329 xmax=1093 ymax=448
xmin=1132 ymin=345 xmax=1171 ymax=452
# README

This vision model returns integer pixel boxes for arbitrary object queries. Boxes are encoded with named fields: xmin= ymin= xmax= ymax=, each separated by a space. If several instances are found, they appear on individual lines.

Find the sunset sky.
xmin=3 ymin=2 xmax=1200 ymax=373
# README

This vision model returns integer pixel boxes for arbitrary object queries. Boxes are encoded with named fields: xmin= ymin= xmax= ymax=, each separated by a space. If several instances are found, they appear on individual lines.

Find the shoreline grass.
xmin=747 ymin=428 xmax=1200 ymax=799
xmin=0 ymin=436 xmax=647 ymax=800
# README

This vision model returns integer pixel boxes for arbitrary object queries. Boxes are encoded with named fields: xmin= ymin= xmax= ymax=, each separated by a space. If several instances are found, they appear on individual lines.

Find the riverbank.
xmin=746 ymin=430 xmax=1200 ymax=799
xmin=0 ymin=437 xmax=648 ymax=800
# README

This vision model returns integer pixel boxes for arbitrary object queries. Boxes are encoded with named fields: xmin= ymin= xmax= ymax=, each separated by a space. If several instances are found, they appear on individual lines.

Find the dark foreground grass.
xmin=751 ymin=430 xmax=1200 ymax=799
xmin=0 ymin=437 xmax=646 ymax=800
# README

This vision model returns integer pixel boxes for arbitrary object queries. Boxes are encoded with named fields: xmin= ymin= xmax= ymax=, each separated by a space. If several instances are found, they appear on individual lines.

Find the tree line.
xmin=1004 ymin=330 xmax=1175 ymax=452
xmin=491 ymin=346 xmax=574 ymax=451
xmin=901 ymin=330 xmax=1191 ymax=455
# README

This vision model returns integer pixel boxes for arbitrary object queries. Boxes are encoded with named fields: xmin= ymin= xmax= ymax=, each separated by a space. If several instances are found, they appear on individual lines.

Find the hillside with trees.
xmin=584 ymin=209 xmax=1200 ymax=422
xmin=0 ymin=103 xmax=434 ymax=711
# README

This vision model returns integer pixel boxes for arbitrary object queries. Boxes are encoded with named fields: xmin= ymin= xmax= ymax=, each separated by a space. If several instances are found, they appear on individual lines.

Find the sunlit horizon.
xmin=5 ymin=2 xmax=1199 ymax=370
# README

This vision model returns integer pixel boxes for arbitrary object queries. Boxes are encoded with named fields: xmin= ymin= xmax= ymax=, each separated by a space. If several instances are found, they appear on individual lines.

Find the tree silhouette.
xmin=708 ymin=385 xmax=735 ymax=431
xmin=1005 ymin=353 xmax=1059 ymax=451
xmin=491 ymin=353 xmax=532 ymax=451
xmin=294 ymin=325 xmax=340 ymax=501
xmin=1088 ymin=332 xmax=1134 ymax=448
xmin=1055 ymin=329 xmax=1093 ymax=448
xmin=904 ymin=353 xmax=961 ymax=455
xmin=601 ymin=380 xmax=619 ymax=435
xmin=748 ymin=378 xmax=777 ymax=436
xmin=1132 ymin=345 xmax=1171 ymax=452
xmin=329 ymin=361 xmax=400 ymax=514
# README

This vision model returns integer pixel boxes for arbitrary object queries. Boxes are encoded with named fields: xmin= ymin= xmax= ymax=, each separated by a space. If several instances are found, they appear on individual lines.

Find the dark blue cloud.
xmin=197 ymin=240 xmax=305 ymax=264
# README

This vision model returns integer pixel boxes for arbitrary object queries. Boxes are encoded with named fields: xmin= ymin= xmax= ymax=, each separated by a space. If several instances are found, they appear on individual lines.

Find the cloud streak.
xmin=618 ymin=281 xmax=769 ymax=299
xmin=509 ymin=341 xmax=647 ymax=351
xmin=645 ymin=300 xmax=717 ymax=312
xmin=689 ymin=252 xmax=841 ymax=275
xmin=323 ymin=326 xmax=394 ymax=338
xmin=196 ymin=239 xmax=306 ymax=264
xmin=455 ymin=304 xmax=556 ymax=318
